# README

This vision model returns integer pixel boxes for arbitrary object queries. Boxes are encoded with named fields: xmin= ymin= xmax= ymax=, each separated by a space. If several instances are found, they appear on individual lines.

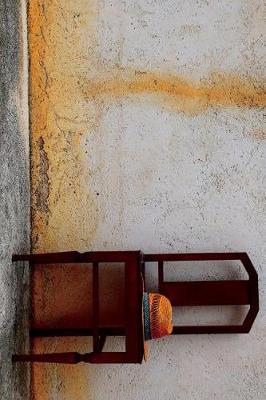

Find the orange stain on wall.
xmin=29 ymin=1 xmax=100 ymax=399
xmin=83 ymin=68 xmax=266 ymax=114
xmin=31 ymin=264 xmax=92 ymax=399
xmin=29 ymin=0 xmax=100 ymax=253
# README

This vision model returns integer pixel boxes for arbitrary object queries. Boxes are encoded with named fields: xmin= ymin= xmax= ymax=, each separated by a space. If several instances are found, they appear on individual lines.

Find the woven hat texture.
xmin=143 ymin=292 xmax=173 ymax=341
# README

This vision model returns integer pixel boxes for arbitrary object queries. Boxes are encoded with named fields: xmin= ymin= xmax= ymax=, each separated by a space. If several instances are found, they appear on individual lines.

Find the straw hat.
xmin=142 ymin=292 xmax=173 ymax=360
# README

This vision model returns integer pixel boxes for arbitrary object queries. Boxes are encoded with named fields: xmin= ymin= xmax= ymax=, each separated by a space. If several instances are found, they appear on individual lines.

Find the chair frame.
xmin=12 ymin=251 xmax=259 ymax=364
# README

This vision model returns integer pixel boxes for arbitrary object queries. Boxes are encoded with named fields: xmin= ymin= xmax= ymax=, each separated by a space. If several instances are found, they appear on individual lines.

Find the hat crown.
xmin=143 ymin=292 xmax=173 ymax=341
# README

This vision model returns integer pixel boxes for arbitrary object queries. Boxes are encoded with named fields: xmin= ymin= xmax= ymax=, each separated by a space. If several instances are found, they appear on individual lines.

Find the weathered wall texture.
xmin=0 ymin=1 xmax=30 ymax=399
xmin=29 ymin=1 xmax=266 ymax=399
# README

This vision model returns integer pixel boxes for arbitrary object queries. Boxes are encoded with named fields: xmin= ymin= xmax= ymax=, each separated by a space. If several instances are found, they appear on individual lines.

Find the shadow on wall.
xmin=31 ymin=262 xmax=125 ymax=399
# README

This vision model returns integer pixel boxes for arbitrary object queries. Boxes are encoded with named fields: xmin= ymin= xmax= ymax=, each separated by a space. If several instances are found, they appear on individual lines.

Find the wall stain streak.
xmin=84 ymin=69 xmax=266 ymax=114
xmin=29 ymin=1 xmax=100 ymax=398
xmin=29 ymin=0 xmax=99 ymax=252
xmin=34 ymin=137 xmax=50 ymax=214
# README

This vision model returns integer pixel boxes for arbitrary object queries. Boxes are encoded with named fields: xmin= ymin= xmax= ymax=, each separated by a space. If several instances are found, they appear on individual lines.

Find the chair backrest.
xmin=144 ymin=252 xmax=259 ymax=334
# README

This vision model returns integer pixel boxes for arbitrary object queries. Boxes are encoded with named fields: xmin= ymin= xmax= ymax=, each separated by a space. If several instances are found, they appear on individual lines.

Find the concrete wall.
xmin=0 ymin=1 xmax=30 ymax=399
xmin=29 ymin=1 xmax=266 ymax=399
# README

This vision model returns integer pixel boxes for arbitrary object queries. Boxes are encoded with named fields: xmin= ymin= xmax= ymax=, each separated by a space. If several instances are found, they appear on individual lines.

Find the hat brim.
xmin=142 ymin=290 xmax=149 ymax=361
xmin=141 ymin=282 xmax=173 ymax=362
xmin=141 ymin=275 xmax=149 ymax=361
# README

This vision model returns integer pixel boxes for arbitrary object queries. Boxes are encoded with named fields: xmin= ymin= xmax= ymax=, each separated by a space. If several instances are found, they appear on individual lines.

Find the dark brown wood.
xmin=160 ymin=280 xmax=250 ymax=306
xmin=124 ymin=252 xmax=144 ymax=363
xmin=12 ymin=352 xmax=83 ymax=364
xmin=93 ymin=262 xmax=100 ymax=352
xmin=145 ymin=252 xmax=248 ymax=262
xmin=172 ymin=325 xmax=251 ymax=334
xmin=12 ymin=351 xmax=140 ymax=364
xmin=240 ymin=254 xmax=259 ymax=332
xmin=158 ymin=261 xmax=164 ymax=286
xmin=12 ymin=251 xmax=80 ymax=263
xmin=30 ymin=327 xmax=125 ymax=337
xmin=141 ymin=258 xmax=146 ymax=290
xmin=145 ymin=252 xmax=259 ymax=334
xmin=12 ymin=250 xmax=259 ymax=363
xmin=13 ymin=251 xmax=145 ymax=364
xmin=83 ymin=352 xmax=134 ymax=364
xmin=13 ymin=250 xmax=142 ymax=264
xmin=97 ymin=335 xmax=107 ymax=353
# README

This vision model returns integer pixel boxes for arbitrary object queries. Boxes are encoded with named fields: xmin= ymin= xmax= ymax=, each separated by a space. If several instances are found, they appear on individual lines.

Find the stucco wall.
xmin=29 ymin=1 xmax=266 ymax=399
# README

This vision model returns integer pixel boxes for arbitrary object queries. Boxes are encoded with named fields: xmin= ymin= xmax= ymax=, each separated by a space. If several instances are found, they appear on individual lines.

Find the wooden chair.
xmin=12 ymin=251 xmax=259 ymax=364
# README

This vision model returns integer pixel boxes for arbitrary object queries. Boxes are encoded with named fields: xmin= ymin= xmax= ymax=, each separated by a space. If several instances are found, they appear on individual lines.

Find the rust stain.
xmin=31 ymin=263 xmax=95 ymax=400
xmin=249 ymin=128 xmax=266 ymax=141
xmin=34 ymin=137 xmax=50 ymax=214
xmin=29 ymin=1 xmax=100 ymax=399
xmin=31 ymin=337 xmax=93 ymax=400
xmin=29 ymin=0 xmax=99 ymax=252
xmin=31 ymin=262 xmax=125 ymax=399
xmin=180 ymin=24 xmax=201 ymax=34
xmin=83 ymin=69 xmax=266 ymax=114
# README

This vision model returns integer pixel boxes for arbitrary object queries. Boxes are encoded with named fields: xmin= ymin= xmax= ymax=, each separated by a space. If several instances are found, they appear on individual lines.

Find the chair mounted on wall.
xmin=12 ymin=251 xmax=259 ymax=364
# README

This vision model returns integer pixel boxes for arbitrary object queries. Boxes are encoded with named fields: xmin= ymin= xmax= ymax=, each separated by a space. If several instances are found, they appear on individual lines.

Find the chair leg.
xmin=12 ymin=251 xmax=80 ymax=264
xmin=12 ymin=352 xmax=83 ymax=364
xmin=12 ymin=254 xmax=37 ymax=262
xmin=97 ymin=334 xmax=107 ymax=353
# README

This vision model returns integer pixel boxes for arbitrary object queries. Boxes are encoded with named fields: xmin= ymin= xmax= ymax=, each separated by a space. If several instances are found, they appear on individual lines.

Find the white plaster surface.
xmin=82 ymin=1 xmax=265 ymax=399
